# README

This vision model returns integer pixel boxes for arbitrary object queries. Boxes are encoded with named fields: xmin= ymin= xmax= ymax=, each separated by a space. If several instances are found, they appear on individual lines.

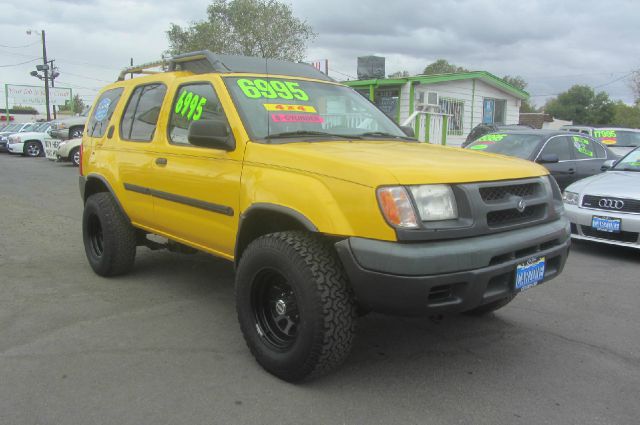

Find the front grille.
xmin=580 ymin=226 xmax=639 ymax=243
xmin=487 ymin=204 xmax=545 ymax=227
xmin=581 ymin=195 xmax=640 ymax=213
xmin=480 ymin=183 xmax=538 ymax=202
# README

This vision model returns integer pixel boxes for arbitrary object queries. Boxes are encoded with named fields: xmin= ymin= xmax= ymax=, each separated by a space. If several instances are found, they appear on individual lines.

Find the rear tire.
xmin=82 ymin=192 xmax=136 ymax=276
xmin=235 ymin=231 xmax=356 ymax=382
xmin=464 ymin=295 xmax=516 ymax=316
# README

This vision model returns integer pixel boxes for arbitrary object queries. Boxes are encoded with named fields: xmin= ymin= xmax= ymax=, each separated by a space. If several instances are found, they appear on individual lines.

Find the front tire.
xmin=82 ymin=192 xmax=137 ymax=276
xmin=235 ymin=231 xmax=356 ymax=382
xmin=24 ymin=141 xmax=43 ymax=157
xmin=70 ymin=147 xmax=80 ymax=166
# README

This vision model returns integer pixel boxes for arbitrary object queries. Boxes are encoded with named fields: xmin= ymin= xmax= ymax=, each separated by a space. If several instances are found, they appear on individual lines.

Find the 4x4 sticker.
xmin=94 ymin=98 xmax=112 ymax=122
xmin=175 ymin=90 xmax=207 ymax=121
xmin=263 ymin=104 xmax=317 ymax=113
xmin=237 ymin=79 xmax=309 ymax=101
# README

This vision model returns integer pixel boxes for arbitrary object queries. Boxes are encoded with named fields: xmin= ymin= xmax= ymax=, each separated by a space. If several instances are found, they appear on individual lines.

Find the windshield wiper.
xmin=356 ymin=131 xmax=413 ymax=140
xmin=265 ymin=131 xmax=361 ymax=140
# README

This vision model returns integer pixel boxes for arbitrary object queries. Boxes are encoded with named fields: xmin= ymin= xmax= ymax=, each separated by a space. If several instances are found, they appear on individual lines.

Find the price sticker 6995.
xmin=237 ymin=79 xmax=309 ymax=101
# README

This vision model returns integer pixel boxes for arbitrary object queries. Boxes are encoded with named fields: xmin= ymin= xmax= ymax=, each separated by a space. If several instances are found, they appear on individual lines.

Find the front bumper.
xmin=565 ymin=203 xmax=640 ymax=249
xmin=335 ymin=217 xmax=571 ymax=316
xmin=8 ymin=142 xmax=24 ymax=154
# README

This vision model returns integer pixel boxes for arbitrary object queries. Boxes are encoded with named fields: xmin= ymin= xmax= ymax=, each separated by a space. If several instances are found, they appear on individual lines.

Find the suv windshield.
xmin=466 ymin=133 xmax=545 ymax=159
xmin=20 ymin=123 xmax=36 ymax=132
xmin=593 ymin=129 xmax=640 ymax=147
xmin=224 ymin=77 xmax=407 ymax=142
xmin=613 ymin=148 xmax=640 ymax=171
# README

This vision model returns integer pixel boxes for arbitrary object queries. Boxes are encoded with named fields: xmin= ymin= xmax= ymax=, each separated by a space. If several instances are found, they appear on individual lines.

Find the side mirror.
xmin=601 ymin=159 xmax=616 ymax=171
xmin=400 ymin=125 xmax=415 ymax=138
xmin=537 ymin=153 xmax=559 ymax=164
xmin=187 ymin=119 xmax=235 ymax=151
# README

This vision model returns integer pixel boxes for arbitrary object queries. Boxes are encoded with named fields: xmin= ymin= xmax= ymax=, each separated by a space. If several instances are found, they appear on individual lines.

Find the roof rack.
xmin=117 ymin=50 xmax=334 ymax=82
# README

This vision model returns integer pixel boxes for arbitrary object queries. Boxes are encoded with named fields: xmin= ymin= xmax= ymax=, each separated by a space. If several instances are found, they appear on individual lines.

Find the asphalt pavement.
xmin=1 ymin=154 xmax=639 ymax=425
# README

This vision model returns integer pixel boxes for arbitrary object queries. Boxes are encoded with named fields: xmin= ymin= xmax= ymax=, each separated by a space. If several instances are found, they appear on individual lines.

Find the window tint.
xmin=570 ymin=135 xmax=597 ymax=159
xmin=87 ymin=88 xmax=124 ymax=138
xmin=592 ymin=141 xmax=606 ymax=159
xmin=120 ymin=84 xmax=167 ymax=142
xmin=540 ymin=136 xmax=571 ymax=161
xmin=168 ymin=83 xmax=228 ymax=146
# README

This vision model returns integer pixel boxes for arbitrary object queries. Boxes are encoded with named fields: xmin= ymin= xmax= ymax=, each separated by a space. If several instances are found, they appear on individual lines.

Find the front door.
xmin=537 ymin=135 xmax=575 ymax=190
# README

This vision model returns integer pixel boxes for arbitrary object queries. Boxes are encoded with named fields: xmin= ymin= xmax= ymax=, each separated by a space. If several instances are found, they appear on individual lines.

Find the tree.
xmin=166 ymin=0 xmax=316 ymax=62
xmin=544 ymin=85 xmax=614 ymax=125
xmin=502 ymin=75 xmax=536 ymax=112
xmin=611 ymin=101 xmax=640 ymax=128
xmin=388 ymin=70 xmax=410 ymax=78
xmin=58 ymin=95 xmax=85 ymax=114
xmin=422 ymin=59 xmax=467 ymax=75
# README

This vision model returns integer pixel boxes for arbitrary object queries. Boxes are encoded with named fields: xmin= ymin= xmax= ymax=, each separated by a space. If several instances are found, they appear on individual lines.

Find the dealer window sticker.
xmin=263 ymin=103 xmax=317 ymax=113
xmin=593 ymin=129 xmax=617 ymax=145
xmin=237 ymin=79 xmax=309 ymax=101
xmin=572 ymin=136 xmax=594 ymax=157
xmin=476 ymin=133 xmax=507 ymax=142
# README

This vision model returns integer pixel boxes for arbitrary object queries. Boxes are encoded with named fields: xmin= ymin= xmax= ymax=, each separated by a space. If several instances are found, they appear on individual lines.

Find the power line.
xmin=0 ymin=58 xmax=41 ymax=68
xmin=0 ymin=41 xmax=40 ymax=49
xmin=61 ymin=71 xmax=111 ymax=83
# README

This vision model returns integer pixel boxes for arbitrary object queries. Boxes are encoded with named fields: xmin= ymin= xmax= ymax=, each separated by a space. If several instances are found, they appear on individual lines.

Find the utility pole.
xmin=41 ymin=30 xmax=51 ymax=121
xmin=49 ymin=59 xmax=56 ymax=120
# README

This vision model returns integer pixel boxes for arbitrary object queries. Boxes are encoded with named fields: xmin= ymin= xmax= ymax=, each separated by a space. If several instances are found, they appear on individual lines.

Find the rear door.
xmin=570 ymin=135 xmax=607 ymax=182
xmin=536 ymin=135 xmax=574 ymax=190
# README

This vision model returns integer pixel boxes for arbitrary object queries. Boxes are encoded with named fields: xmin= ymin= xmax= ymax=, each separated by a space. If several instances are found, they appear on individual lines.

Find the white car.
xmin=55 ymin=137 xmax=82 ymax=166
xmin=7 ymin=122 xmax=53 ymax=157
xmin=563 ymin=147 xmax=640 ymax=249
xmin=0 ymin=122 xmax=36 ymax=152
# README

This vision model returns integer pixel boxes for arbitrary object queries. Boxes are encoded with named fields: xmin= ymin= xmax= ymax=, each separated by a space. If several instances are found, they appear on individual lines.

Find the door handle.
xmin=155 ymin=157 xmax=168 ymax=166
xmin=567 ymin=168 xmax=575 ymax=174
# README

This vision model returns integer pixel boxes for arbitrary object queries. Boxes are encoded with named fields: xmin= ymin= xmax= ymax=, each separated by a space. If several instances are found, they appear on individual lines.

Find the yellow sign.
xmin=263 ymin=104 xmax=317 ymax=113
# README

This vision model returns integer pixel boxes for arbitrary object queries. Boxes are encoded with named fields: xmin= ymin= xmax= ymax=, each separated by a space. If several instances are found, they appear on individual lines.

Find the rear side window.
xmin=592 ymin=141 xmax=606 ymax=159
xmin=540 ymin=136 xmax=571 ymax=161
xmin=120 ymin=84 xmax=167 ymax=142
xmin=87 ymin=88 xmax=124 ymax=138
xmin=167 ymin=83 xmax=228 ymax=146
xmin=571 ymin=135 xmax=597 ymax=159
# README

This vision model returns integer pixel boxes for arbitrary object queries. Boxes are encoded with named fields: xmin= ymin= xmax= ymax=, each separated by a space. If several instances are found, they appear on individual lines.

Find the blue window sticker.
xmin=94 ymin=98 xmax=112 ymax=122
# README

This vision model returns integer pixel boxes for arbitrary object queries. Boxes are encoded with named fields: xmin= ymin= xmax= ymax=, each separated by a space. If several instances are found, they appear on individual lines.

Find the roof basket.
xmin=118 ymin=50 xmax=334 ymax=82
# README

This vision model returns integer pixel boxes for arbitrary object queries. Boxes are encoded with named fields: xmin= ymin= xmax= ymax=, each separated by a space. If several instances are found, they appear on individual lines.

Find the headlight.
xmin=562 ymin=191 xmax=579 ymax=205
xmin=377 ymin=187 xmax=419 ymax=229
xmin=409 ymin=184 xmax=458 ymax=221
xmin=9 ymin=136 xmax=20 ymax=143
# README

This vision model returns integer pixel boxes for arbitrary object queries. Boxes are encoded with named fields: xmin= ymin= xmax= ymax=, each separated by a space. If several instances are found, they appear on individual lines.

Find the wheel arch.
xmin=235 ymin=203 xmax=318 ymax=266
xmin=83 ymin=174 xmax=130 ymax=223
xmin=23 ymin=139 xmax=44 ymax=154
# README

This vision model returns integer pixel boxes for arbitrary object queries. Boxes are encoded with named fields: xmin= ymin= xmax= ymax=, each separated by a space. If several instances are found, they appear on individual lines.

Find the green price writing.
xmin=237 ymin=79 xmax=309 ymax=101
xmin=175 ymin=90 xmax=208 ymax=121
xmin=593 ymin=130 xmax=616 ymax=138
xmin=572 ymin=137 xmax=593 ymax=157
xmin=476 ymin=133 xmax=506 ymax=142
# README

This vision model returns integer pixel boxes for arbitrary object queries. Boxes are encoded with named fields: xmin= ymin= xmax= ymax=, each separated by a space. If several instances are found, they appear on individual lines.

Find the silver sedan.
xmin=563 ymin=147 xmax=640 ymax=249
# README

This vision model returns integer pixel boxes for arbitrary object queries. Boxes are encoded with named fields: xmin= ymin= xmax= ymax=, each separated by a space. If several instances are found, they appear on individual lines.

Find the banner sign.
xmin=6 ymin=85 xmax=72 ymax=106
xmin=311 ymin=59 xmax=328 ymax=75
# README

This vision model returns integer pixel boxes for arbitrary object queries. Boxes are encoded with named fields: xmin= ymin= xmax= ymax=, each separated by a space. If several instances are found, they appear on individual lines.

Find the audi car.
xmin=563 ymin=147 xmax=640 ymax=249
xmin=464 ymin=130 xmax=616 ymax=190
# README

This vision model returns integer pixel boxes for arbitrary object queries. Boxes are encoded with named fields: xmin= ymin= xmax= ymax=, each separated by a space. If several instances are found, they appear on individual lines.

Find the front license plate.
xmin=591 ymin=216 xmax=621 ymax=233
xmin=515 ymin=257 xmax=546 ymax=291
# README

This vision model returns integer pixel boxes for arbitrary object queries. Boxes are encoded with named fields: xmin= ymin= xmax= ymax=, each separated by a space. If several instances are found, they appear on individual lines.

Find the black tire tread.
xmin=83 ymin=192 xmax=136 ymax=276
xmin=237 ymin=231 xmax=356 ymax=381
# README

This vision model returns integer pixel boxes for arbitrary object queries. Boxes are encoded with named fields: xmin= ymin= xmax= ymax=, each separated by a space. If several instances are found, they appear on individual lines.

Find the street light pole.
xmin=41 ymin=30 xmax=51 ymax=121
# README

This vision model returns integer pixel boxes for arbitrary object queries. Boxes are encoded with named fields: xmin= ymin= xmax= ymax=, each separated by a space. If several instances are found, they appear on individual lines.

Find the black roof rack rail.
xmin=118 ymin=50 xmax=334 ymax=82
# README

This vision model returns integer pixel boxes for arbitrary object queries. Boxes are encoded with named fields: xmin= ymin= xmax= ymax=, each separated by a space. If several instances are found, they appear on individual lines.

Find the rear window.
xmin=593 ymin=129 xmax=640 ymax=147
xmin=466 ymin=133 xmax=544 ymax=159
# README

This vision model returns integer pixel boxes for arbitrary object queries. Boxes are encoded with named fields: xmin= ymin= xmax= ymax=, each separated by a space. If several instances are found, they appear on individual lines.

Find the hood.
xmin=608 ymin=146 xmax=635 ymax=157
xmin=566 ymin=171 xmax=640 ymax=198
xmin=11 ymin=131 xmax=46 ymax=139
xmin=244 ymin=140 xmax=548 ymax=187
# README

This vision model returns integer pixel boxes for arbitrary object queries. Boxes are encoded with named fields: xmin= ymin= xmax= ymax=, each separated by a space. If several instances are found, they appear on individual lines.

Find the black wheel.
xmin=24 ymin=141 xmax=43 ymax=157
xmin=236 ymin=231 xmax=356 ymax=382
xmin=70 ymin=147 xmax=80 ymax=166
xmin=69 ymin=127 xmax=83 ymax=139
xmin=464 ymin=295 xmax=516 ymax=316
xmin=82 ymin=192 xmax=137 ymax=276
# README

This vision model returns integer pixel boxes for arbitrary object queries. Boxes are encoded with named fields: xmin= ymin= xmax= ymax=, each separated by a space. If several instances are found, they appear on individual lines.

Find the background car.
xmin=561 ymin=126 xmax=640 ymax=157
xmin=0 ymin=122 xmax=36 ymax=152
xmin=55 ymin=137 xmax=82 ymax=166
xmin=7 ymin=122 xmax=53 ymax=157
xmin=49 ymin=107 xmax=89 ymax=140
xmin=462 ymin=123 xmax=533 ymax=147
xmin=563 ymin=147 xmax=640 ymax=249
xmin=464 ymin=130 xmax=616 ymax=190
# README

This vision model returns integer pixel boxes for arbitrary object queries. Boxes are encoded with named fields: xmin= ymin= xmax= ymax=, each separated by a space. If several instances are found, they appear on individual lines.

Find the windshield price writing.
xmin=237 ymin=79 xmax=309 ymax=101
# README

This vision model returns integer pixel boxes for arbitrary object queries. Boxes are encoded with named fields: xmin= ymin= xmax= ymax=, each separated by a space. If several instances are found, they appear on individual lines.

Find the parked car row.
xmin=0 ymin=114 xmax=85 ymax=166
xmin=464 ymin=128 xmax=640 ymax=250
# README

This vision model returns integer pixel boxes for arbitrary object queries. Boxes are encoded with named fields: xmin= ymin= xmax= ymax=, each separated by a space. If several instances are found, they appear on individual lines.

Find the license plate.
xmin=591 ymin=216 xmax=621 ymax=233
xmin=515 ymin=257 xmax=546 ymax=291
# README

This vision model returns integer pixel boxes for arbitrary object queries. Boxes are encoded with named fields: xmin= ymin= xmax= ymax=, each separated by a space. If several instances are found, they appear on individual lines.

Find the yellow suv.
xmin=79 ymin=51 xmax=570 ymax=382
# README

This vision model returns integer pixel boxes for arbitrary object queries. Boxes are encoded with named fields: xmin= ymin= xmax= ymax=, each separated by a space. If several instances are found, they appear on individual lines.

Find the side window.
xmin=592 ymin=141 xmax=606 ymax=159
xmin=87 ymin=88 xmax=124 ymax=138
xmin=120 ymin=84 xmax=167 ymax=142
xmin=571 ymin=135 xmax=596 ymax=159
xmin=540 ymin=136 xmax=571 ymax=161
xmin=168 ymin=83 xmax=228 ymax=146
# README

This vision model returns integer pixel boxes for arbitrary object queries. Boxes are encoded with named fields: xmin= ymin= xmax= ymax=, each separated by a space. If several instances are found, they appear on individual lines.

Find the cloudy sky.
xmin=1 ymin=0 xmax=638 ymax=111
